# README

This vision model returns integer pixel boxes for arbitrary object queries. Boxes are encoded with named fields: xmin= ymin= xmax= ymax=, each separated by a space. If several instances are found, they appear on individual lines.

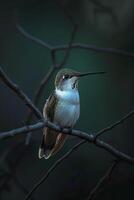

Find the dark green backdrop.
xmin=0 ymin=0 xmax=134 ymax=200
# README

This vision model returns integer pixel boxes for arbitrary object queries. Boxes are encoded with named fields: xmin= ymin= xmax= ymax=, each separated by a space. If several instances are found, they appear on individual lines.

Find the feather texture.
xmin=38 ymin=87 xmax=80 ymax=159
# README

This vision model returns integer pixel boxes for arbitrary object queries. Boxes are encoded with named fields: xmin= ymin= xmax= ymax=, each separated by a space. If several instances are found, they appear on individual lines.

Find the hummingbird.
xmin=38 ymin=68 xmax=105 ymax=159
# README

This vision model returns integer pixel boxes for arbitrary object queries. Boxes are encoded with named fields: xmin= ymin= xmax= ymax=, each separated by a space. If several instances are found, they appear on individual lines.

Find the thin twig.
xmin=16 ymin=24 xmax=134 ymax=59
xmin=33 ymin=67 xmax=55 ymax=105
xmin=57 ymin=25 xmax=78 ymax=69
xmin=0 ymin=67 xmax=42 ymax=120
xmin=0 ymin=122 xmax=44 ymax=140
xmin=24 ymin=140 xmax=86 ymax=200
xmin=56 ymin=0 xmax=77 ymax=26
xmin=25 ymin=66 xmax=55 ymax=145
xmin=16 ymin=24 xmax=52 ymax=50
xmin=54 ymin=43 xmax=134 ymax=58
xmin=87 ymin=159 xmax=119 ymax=200
xmin=14 ymin=175 xmax=36 ymax=200
xmin=0 ymin=142 xmax=29 ymax=196
xmin=94 ymin=109 xmax=134 ymax=139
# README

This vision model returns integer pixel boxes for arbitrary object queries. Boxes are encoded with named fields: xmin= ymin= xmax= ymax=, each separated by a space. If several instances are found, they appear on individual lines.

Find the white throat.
xmin=55 ymin=88 xmax=79 ymax=105
xmin=54 ymin=87 xmax=80 ymax=127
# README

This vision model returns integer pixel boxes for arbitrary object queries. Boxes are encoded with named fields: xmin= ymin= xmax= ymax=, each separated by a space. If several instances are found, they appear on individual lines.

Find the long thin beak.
xmin=76 ymin=71 xmax=106 ymax=77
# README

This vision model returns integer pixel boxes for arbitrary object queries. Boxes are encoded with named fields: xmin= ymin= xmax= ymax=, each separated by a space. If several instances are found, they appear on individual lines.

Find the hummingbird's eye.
xmin=62 ymin=75 xmax=69 ymax=80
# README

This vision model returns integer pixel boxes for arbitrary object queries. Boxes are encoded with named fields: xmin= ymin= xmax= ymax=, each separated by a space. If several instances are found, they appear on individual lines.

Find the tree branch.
xmin=87 ymin=159 xmax=119 ymax=200
xmin=57 ymin=25 xmax=78 ymax=69
xmin=24 ymin=140 xmax=86 ymax=200
xmin=95 ymin=109 xmax=134 ymax=139
xmin=16 ymin=24 xmax=53 ymax=50
xmin=16 ymin=25 xmax=134 ymax=59
xmin=54 ymin=43 xmax=134 ymax=58
xmin=0 ymin=122 xmax=44 ymax=140
xmin=24 ymin=65 xmax=55 ymax=145
xmin=56 ymin=0 xmax=77 ymax=27
xmin=14 ymin=175 xmax=36 ymax=200
xmin=1 ymin=118 xmax=134 ymax=165
xmin=0 ymin=142 xmax=31 ymax=198
xmin=0 ymin=67 xmax=42 ymax=120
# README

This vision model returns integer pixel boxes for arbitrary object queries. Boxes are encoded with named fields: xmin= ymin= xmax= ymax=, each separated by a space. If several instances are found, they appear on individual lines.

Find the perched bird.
xmin=38 ymin=68 xmax=105 ymax=159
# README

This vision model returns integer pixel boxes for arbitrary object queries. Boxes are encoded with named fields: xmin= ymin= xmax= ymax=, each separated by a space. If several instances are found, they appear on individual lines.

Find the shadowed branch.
xmin=16 ymin=25 xmax=134 ymax=59
xmin=24 ymin=140 xmax=86 ymax=200
xmin=0 ymin=119 xmax=134 ymax=165
xmin=94 ymin=109 xmax=134 ymax=139
xmin=16 ymin=24 xmax=53 ymax=50
xmin=87 ymin=159 xmax=120 ymax=200
xmin=0 ymin=67 xmax=42 ymax=120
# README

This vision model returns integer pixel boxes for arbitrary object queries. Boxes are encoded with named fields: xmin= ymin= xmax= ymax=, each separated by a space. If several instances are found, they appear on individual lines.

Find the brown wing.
xmin=43 ymin=91 xmax=57 ymax=122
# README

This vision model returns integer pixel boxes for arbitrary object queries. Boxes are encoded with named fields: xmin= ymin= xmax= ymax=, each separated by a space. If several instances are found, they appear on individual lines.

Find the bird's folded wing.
xmin=43 ymin=91 xmax=58 ymax=121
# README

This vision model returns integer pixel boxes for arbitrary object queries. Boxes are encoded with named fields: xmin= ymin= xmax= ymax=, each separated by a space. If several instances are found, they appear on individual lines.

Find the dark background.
xmin=0 ymin=0 xmax=134 ymax=199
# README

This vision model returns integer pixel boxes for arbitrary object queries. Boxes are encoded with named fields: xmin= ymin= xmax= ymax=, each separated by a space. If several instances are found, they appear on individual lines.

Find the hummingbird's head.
xmin=55 ymin=68 xmax=105 ymax=91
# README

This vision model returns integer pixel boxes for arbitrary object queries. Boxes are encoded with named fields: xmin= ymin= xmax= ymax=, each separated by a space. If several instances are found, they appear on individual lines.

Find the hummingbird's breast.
xmin=54 ymin=89 xmax=80 ymax=127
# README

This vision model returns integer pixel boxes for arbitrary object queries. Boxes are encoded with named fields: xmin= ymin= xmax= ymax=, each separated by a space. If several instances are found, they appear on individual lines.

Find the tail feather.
xmin=38 ymin=146 xmax=52 ymax=159
xmin=38 ymin=128 xmax=58 ymax=159
xmin=38 ymin=128 xmax=68 ymax=159
xmin=38 ymin=132 xmax=54 ymax=159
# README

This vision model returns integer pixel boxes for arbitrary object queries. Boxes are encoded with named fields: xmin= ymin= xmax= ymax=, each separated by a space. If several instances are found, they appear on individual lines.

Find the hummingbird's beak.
xmin=76 ymin=71 xmax=106 ymax=77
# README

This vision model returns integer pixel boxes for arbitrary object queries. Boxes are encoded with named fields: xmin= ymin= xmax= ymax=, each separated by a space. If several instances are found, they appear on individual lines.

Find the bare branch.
xmin=0 ymin=142 xmax=30 ymax=197
xmin=57 ymin=25 xmax=78 ymax=69
xmin=33 ymin=67 xmax=55 ymax=105
xmin=54 ymin=43 xmax=134 ymax=58
xmin=56 ymin=0 xmax=77 ymax=26
xmin=25 ymin=66 xmax=55 ymax=145
xmin=14 ymin=175 xmax=36 ymax=200
xmin=24 ymin=140 xmax=86 ymax=200
xmin=0 ymin=122 xmax=44 ymax=140
xmin=87 ymin=159 xmax=119 ymax=200
xmin=1 ymin=119 xmax=134 ymax=165
xmin=95 ymin=109 xmax=134 ymax=139
xmin=16 ymin=24 xmax=134 ymax=59
xmin=16 ymin=24 xmax=53 ymax=50
xmin=0 ymin=67 xmax=43 ymax=120
xmin=25 ymin=66 xmax=55 ymax=125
